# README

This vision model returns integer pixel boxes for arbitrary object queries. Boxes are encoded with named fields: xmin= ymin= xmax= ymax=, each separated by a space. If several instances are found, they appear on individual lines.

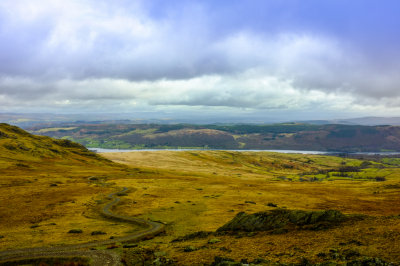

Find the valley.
xmin=2 ymin=1 xmax=400 ymax=265
xmin=1 ymin=123 xmax=400 ymax=264
xmin=101 ymin=150 xmax=400 ymax=264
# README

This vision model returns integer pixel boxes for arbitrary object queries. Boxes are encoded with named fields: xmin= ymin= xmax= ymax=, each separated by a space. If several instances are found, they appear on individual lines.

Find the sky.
xmin=1 ymin=0 xmax=400 ymax=122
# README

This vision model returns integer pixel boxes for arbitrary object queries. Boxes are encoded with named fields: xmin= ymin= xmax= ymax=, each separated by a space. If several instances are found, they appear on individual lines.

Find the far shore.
xmin=90 ymin=147 xmax=400 ymax=155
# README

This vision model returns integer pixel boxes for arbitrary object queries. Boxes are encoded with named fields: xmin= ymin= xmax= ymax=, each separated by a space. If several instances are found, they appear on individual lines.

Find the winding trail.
xmin=0 ymin=187 xmax=165 ymax=265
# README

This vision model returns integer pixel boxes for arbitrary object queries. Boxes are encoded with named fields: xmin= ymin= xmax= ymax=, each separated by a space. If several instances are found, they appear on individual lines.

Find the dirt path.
xmin=0 ymin=187 xmax=165 ymax=265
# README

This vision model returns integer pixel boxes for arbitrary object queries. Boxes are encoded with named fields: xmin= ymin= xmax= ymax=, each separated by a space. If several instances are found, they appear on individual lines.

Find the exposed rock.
xmin=217 ymin=209 xmax=346 ymax=233
xmin=123 ymin=243 xmax=138 ymax=248
xmin=0 ymin=130 xmax=10 ymax=138
xmin=122 ymin=247 xmax=174 ymax=265
xmin=171 ymin=231 xmax=212 ymax=242
xmin=211 ymin=256 xmax=239 ymax=266
xmin=210 ymin=256 xmax=271 ymax=266
xmin=91 ymin=230 xmax=106 ymax=235
xmin=68 ymin=229 xmax=83 ymax=233
xmin=346 ymin=257 xmax=392 ymax=265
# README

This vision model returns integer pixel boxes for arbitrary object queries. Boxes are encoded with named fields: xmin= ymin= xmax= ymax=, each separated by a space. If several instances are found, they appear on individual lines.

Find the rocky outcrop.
xmin=217 ymin=209 xmax=346 ymax=233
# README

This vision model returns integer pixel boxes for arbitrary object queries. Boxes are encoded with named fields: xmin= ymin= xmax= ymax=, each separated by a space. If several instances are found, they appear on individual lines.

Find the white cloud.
xmin=0 ymin=71 xmax=368 ymax=112
xmin=1 ymin=1 xmax=400 ymax=117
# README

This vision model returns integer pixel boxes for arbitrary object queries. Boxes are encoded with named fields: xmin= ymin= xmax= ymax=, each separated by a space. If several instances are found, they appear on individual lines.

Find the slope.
xmin=0 ymin=123 xmax=136 ymax=250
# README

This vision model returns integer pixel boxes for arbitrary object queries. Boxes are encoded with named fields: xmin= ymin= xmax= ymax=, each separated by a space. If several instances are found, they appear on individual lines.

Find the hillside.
xmin=0 ymin=123 xmax=110 ymax=164
xmin=0 ymin=123 xmax=132 ymax=250
xmin=2 ymin=124 xmax=400 ymax=264
xmin=29 ymin=123 xmax=400 ymax=152
xmin=0 ymin=123 xmax=123 ymax=177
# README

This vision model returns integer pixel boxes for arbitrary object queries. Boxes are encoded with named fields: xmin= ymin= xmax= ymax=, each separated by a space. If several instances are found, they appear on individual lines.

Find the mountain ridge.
xmin=3 ymin=113 xmax=400 ymax=127
xmin=28 ymin=123 xmax=400 ymax=152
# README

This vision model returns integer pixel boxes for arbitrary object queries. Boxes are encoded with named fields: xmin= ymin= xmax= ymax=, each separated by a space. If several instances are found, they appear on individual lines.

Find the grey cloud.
xmin=289 ymin=55 xmax=400 ymax=100
xmin=0 ymin=0 xmax=240 ymax=81
xmin=1 ymin=0 xmax=400 ymax=115
xmin=0 ymin=78 xmax=56 ymax=100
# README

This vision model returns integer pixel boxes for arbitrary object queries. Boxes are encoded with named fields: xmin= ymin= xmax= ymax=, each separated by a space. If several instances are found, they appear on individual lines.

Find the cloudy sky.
xmin=1 ymin=0 xmax=400 ymax=122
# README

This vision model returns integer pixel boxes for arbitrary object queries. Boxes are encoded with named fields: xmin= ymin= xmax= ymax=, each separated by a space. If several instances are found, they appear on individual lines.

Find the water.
xmin=90 ymin=148 xmax=205 ymax=153
xmin=89 ymin=148 xmax=400 ymax=155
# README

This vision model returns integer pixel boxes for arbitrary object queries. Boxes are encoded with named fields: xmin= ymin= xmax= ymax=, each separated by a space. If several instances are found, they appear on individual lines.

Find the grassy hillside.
xmin=0 ymin=123 xmax=137 ymax=250
xmin=0 ymin=123 xmax=109 ymax=165
xmin=29 ymin=123 xmax=400 ymax=151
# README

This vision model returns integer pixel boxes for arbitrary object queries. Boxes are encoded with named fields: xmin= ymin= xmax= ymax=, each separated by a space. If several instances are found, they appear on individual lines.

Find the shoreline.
xmin=89 ymin=147 xmax=400 ymax=155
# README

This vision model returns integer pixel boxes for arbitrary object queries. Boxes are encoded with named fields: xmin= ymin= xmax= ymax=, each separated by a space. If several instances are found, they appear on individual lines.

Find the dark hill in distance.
xmin=3 ymin=113 xmax=400 ymax=127
xmin=298 ymin=116 xmax=400 ymax=126
xmin=28 ymin=123 xmax=400 ymax=152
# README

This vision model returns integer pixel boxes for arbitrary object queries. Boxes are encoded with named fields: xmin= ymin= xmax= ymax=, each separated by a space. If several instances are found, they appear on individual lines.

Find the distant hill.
xmin=4 ymin=112 xmax=400 ymax=127
xmin=340 ymin=117 xmax=400 ymax=126
xmin=299 ymin=116 xmax=400 ymax=126
xmin=28 ymin=123 xmax=400 ymax=152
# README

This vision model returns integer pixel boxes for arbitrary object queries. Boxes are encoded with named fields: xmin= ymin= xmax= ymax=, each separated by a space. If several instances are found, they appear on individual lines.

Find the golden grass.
xmin=168 ymin=216 xmax=400 ymax=265
xmin=0 ymin=124 xmax=143 ymax=250
xmin=103 ymin=151 xmax=400 ymax=264
xmin=1 ymin=123 xmax=400 ymax=265
xmin=0 ymin=163 xmax=145 ymax=250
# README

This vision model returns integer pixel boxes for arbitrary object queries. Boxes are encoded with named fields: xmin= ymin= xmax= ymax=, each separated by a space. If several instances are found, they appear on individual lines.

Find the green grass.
xmin=381 ymin=157 xmax=400 ymax=166
xmin=117 ymin=128 xmax=158 ymax=136
xmin=36 ymin=127 xmax=77 ymax=133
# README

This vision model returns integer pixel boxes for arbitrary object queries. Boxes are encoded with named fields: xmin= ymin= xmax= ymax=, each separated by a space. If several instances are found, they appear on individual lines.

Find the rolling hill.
xmin=29 ymin=123 xmax=400 ymax=152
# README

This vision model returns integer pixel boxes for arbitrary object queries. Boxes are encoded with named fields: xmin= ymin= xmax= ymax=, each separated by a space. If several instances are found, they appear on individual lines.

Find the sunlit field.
xmin=2 ymin=141 xmax=400 ymax=264
xmin=102 ymin=151 xmax=400 ymax=264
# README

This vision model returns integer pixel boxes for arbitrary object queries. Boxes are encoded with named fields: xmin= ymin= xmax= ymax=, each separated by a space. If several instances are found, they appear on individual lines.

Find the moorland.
xmin=1 ymin=123 xmax=400 ymax=265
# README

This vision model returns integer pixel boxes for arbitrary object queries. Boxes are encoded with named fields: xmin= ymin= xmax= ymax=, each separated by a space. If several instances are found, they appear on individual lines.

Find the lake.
xmin=89 ymin=148 xmax=400 ymax=155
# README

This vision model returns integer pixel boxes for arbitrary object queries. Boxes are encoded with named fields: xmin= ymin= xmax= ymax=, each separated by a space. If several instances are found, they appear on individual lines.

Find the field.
xmin=101 ymin=151 xmax=400 ymax=264
xmin=1 ymin=123 xmax=400 ymax=265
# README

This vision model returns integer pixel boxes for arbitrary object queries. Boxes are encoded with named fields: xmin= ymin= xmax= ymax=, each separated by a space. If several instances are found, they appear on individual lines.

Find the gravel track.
xmin=0 ymin=187 xmax=165 ymax=265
